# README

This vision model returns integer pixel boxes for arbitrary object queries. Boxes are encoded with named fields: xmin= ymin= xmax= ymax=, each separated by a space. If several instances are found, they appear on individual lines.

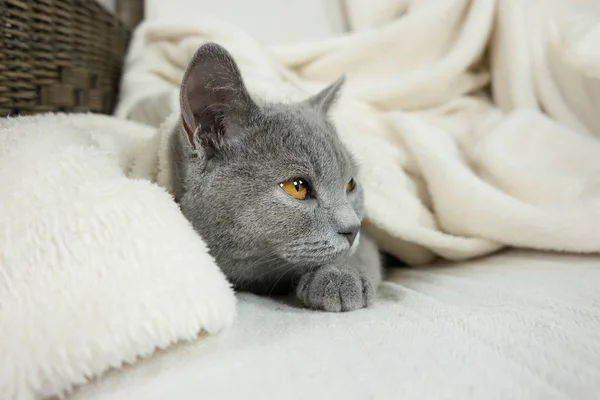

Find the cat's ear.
xmin=179 ymin=42 xmax=257 ymax=156
xmin=306 ymin=75 xmax=345 ymax=114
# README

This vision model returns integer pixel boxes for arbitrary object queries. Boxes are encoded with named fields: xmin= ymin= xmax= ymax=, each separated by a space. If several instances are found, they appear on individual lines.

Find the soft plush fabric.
xmin=0 ymin=114 xmax=236 ymax=400
xmin=70 ymin=250 xmax=600 ymax=399
xmin=115 ymin=0 xmax=600 ymax=265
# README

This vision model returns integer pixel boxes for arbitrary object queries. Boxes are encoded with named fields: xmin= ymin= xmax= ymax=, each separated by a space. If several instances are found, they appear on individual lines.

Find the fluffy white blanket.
xmin=116 ymin=0 xmax=600 ymax=265
xmin=0 ymin=114 xmax=235 ymax=400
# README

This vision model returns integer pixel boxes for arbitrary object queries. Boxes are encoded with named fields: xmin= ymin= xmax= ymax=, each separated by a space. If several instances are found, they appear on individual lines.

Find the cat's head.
xmin=173 ymin=43 xmax=363 ymax=285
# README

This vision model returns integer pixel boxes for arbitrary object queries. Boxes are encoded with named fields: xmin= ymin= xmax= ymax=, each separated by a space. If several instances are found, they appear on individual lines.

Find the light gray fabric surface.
xmin=72 ymin=250 xmax=600 ymax=400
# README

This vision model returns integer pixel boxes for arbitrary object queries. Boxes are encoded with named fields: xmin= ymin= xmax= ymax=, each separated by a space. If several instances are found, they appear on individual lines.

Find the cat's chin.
xmin=278 ymin=249 xmax=349 ymax=267
xmin=277 ymin=235 xmax=353 ymax=265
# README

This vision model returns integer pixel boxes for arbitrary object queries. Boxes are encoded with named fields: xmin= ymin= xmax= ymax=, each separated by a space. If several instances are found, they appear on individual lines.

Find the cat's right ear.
xmin=179 ymin=42 xmax=257 ymax=156
xmin=306 ymin=75 xmax=345 ymax=114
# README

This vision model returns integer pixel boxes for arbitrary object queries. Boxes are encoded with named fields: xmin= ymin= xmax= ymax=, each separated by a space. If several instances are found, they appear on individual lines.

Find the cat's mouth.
xmin=348 ymin=231 xmax=361 ymax=254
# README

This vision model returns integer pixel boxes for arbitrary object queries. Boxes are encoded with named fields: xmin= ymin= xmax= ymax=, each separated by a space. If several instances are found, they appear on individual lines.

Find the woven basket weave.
xmin=0 ymin=0 xmax=130 ymax=116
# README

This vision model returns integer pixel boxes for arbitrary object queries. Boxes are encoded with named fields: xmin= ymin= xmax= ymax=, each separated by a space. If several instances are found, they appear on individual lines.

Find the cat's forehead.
xmin=247 ymin=103 xmax=356 ymax=177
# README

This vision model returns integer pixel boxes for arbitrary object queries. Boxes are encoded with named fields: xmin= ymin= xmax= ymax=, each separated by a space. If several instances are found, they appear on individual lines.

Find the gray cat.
xmin=169 ymin=43 xmax=382 ymax=312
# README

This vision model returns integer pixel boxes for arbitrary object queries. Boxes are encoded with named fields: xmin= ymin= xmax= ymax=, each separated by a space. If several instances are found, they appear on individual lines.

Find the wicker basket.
xmin=0 ymin=0 xmax=130 ymax=116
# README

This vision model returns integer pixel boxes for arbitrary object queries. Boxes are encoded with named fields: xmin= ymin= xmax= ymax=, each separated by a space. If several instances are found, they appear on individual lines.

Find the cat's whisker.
xmin=253 ymin=261 xmax=289 ymax=279
xmin=268 ymin=265 xmax=297 ymax=296
xmin=233 ymin=258 xmax=265 ymax=287
xmin=232 ymin=251 xmax=281 ymax=287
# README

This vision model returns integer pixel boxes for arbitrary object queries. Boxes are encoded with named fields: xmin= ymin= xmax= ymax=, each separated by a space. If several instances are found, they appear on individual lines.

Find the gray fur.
xmin=170 ymin=43 xmax=382 ymax=312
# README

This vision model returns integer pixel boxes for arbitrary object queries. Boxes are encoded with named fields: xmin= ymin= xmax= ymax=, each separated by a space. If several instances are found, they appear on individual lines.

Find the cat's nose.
xmin=339 ymin=227 xmax=359 ymax=246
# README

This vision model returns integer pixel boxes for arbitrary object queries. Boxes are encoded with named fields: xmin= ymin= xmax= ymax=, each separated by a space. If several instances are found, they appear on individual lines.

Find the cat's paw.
xmin=296 ymin=264 xmax=374 ymax=312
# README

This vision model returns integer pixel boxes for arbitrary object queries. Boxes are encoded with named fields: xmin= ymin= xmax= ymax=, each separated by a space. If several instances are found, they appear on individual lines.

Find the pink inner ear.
xmin=182 ymin=118 xmax=197 ymax=150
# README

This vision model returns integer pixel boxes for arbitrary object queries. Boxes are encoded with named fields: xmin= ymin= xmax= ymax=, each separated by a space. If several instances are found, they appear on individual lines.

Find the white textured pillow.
xmin=0 ymin=115 xmax=236 ymax=399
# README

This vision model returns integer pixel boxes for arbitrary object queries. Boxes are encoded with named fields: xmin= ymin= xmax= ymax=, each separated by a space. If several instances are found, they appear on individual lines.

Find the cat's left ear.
xmin=179 ymin=42 xmax=257 ymax=156
xmin=306 ymin=75 xmax=345 ymax=114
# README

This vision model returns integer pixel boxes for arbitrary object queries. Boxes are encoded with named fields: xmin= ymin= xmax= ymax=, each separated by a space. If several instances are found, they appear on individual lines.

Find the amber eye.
xmin=346 ymin=178 xmax=356 ymax=192
xmin=280 ymin=178 xmax=309 ymax=200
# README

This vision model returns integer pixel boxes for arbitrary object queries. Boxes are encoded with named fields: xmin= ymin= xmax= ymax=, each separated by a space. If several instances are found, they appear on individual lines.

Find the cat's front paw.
xmin=296 ymin=264 xmax=374 ymax=312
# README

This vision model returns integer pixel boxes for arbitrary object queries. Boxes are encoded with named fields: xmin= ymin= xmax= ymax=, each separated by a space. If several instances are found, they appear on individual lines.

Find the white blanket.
xmin=0 ymin=114 xmax=235 ymax=400
xmin=116 ymin=0 xmax=600 ymax=265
